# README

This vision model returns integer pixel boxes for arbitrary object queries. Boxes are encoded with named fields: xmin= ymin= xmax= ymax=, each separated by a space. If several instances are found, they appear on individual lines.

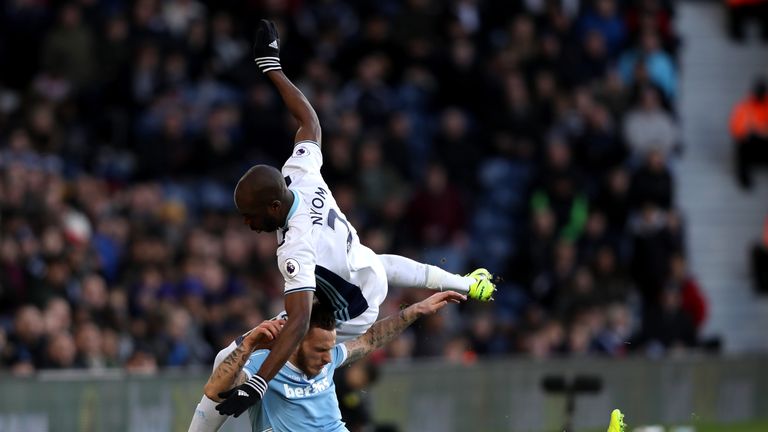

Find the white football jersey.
xmin=276 ymin=140 xmax=386 ymax=328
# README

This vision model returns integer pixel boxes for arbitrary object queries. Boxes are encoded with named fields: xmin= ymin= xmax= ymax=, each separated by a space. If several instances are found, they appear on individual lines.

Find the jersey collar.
xmin=286 ymin=360 xmax=308 ymax=379
xmin=283 ymin=189 xmax=300 ymax=229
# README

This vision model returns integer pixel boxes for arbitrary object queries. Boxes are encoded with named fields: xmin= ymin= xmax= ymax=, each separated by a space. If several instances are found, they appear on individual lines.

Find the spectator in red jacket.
xmin=407 ymin=162 xmax=467 ymax=248
xmin=668 ymin=253 xmax=708 ymax=330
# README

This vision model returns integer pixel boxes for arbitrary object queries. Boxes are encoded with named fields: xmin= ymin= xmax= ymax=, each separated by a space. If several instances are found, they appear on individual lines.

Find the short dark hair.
xmin=309 ymin=302 xmax=336 ymax=331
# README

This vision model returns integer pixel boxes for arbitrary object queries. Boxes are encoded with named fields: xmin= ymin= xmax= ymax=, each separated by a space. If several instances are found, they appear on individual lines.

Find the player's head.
xmin=295 ymin=304 xmax=336 ymax=377
xmin=234 ymin=165 xmax=289 ymax=233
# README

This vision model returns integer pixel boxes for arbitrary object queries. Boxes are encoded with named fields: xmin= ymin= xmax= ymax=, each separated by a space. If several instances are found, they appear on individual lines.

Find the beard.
xmin=294 ymin=349 xmax=320 ymax=377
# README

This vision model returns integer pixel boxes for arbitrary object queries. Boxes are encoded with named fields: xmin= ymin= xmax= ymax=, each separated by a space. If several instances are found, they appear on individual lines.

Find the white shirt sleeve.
xmin=277 ymin=213 xmax=316 ymax=294
xmin=282 ymin=141 xmax=322 ymax=179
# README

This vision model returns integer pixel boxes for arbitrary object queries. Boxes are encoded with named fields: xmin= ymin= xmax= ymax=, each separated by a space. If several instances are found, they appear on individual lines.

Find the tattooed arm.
xmin=342 ymin=291 xmax=466 ymax=366
xmin=204 ymin=320 xmax=285 ymax=402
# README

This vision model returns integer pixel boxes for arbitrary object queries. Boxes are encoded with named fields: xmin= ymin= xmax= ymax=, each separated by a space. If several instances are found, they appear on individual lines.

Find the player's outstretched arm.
xmin=342 ymin=291 xmax=466 ymax=366
xmin=251 ymin=291 xmax=312 ymax=381
xmin=215 ymin=291 xmax=312 ymax=417
xmin=268 ymin=71 xmax=321 ymax=146
xmin=204 ymin=320 xmax=285 ymax=402
xmin=253 ymin=19 xmax=321 ymax=146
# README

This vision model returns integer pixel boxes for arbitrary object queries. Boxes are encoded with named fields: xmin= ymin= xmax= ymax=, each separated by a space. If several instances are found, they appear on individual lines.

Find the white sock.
xmin=188 ymin=395 xmax=229 ymax=432
xmin=378 ymin=254 xmax=472 ymax=293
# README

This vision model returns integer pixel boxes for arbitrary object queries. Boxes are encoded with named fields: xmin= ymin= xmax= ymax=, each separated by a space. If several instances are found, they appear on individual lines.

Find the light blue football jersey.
xmin=243 ymin=344 xmax=349 ymax=432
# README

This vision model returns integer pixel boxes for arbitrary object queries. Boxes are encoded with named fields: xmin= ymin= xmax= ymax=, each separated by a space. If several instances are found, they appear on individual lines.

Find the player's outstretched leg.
xmin=606 ymin=408 xmax=626 ymax=432
xmin=378 ymin=254 xmax=496 ymax=301
xmin=188 ymin=342 xmax=237 ymax=432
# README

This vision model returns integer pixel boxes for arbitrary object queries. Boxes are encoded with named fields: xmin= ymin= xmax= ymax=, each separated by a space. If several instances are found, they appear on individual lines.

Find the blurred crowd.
xmin=0 ymin=0 xmax=711 ymax=376
xmin=725 ymin=0 xmax=768 ymax=42
xmin=733 ymin=77 xmax=768 ymax=295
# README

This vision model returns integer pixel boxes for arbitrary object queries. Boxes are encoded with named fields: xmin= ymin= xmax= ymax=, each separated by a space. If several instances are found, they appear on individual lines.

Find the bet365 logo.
xmin=282 ymin=377 xmax=330 ymax=398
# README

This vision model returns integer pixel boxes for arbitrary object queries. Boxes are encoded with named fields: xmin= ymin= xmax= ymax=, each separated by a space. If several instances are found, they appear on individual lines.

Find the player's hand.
xmin=242 ymin=319 xmax=286 ymax=350
xmin=409 ymin=291 xmax=466 ymax=319
xmin=253 ymin=19 xmax=281 ymax=73
xmin=216 ymin=374 xmax=268 ymax=417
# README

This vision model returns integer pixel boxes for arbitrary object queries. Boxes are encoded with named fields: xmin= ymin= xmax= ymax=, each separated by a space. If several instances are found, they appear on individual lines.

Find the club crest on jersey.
xmin=285 ymin=258 xmax=300 ymax=278
xmin=294 ymin=147 xmax=309 ymax=157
